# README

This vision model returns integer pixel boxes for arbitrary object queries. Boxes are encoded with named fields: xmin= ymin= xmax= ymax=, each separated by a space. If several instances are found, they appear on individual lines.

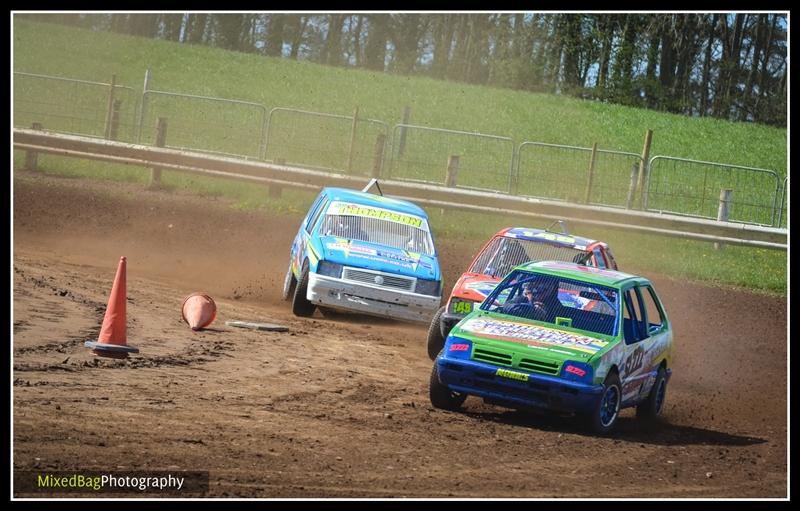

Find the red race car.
xmin=426 ymin=222 xmax=619 ymax=359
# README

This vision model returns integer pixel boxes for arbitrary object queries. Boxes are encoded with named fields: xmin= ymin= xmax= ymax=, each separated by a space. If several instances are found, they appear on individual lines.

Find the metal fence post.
xmin=103 ymin=74 xmax=117 ymax=140
xmin=584 ymin=142 xmax=598 ymax=204
xmin=714 ymin=189 xmax=733 ymax=250
xmin=346 ymin=106 xmax=359 ymax=173
xmin=136 ymin=68 xmax=151 ymax=143
xmin=372 ymin=133 xmax=386 ymax=179
xmin=637 ymin=129 xmax=653 ymax=209
xmin=24 ymin=122 xmax=42 ymax=171
xmin=149 ymin=117 xmax=167 ymax=188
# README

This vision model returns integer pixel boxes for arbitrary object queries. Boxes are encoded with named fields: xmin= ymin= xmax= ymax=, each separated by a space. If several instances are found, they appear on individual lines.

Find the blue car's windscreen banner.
xmin=327 ymin=201 xmax=429 ymax=231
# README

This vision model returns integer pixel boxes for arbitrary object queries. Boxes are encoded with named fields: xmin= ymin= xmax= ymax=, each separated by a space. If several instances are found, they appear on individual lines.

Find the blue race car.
xmin=282 ymin=182 xmax=442 ymax=323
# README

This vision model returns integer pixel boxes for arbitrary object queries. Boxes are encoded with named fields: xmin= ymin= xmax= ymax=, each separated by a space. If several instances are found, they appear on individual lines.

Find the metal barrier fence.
xmin=387 ymin=124 xmax=515 ymax=192
xmin=645 ymin=156 xmax=781 ymax=226
xmin=13 ymin=72 xmax=140 ymax=142
xmin=139 ymin=90 xmax=267 ymax=159
xmin=13 ymin=128 xmax=788 ymax=250
xmin=12 ymin=69 xmax=786 ymax=227
xmin=263 ymin=107 xmax=388 ymax=176
xmin=515 ymin=142 xmax=643 ymax=207
xmin=777 ymin=176 xmax=788 ymax=228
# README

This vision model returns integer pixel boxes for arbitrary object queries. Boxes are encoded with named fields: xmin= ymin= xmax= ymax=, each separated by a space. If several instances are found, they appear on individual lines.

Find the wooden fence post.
xmin=346 ymin=106 xmax=359 ymax=173
xmin=439 ymin=155 xmax=460 ymax=217
xmin=149 ymin=117 xmax=167 ymax=188
xmin=25 ymin=122 xmax=42 ymax=171
xmin=372 ymin=133 xmax=386 ymax=179
xmin=109 ymin=99 xmax=122 ymax=141
xmin=270 ymin=158 xmax=285 ymax=198
xmin=714 ymin=189 xmax=733 ymax=250
xmin=446 ymin=155 xmax=460 ymax=187
xmin=637 ymin=129 xmax=653 ymax=209
xmin=626 ymin=163 xmax=639 ymax=209
xmin=584 ymin=142 xmax=598 ymax=204
xmin=397 ymin=105 xmax=412 ymax=157
xmin=103 ymin=74 xmax=117 ymax=139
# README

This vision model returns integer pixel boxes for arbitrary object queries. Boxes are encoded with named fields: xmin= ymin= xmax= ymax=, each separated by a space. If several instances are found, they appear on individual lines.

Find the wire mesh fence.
xmin=776 ymin=176 xmax=788 ymax=228
xmin=515 ymin=142 xmax=643 ymax=207
xmin=13 ymin=72 xmax=140 ymax=141
xmin=13 ymin=69 xmax=786 ymax=229
xmin=645 ymin=156 xmax=781 ymax=226
xmin=139 ymin=90 xmax=267 ymax=159
xmin=387 ymin=125 xmax=515 ymax=192
xmin=263 ymin=108 xmax=388 ymax=176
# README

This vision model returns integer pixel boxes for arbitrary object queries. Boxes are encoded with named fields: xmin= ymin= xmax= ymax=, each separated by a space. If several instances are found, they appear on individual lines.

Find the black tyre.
xmin=426 ymin=306 xmax=447 ymax=360
xmin=291 ymin=262 xmax=316 ymax=317
xmin=429 ymin=360 xmax=467 ymax=411
xmin=585 ymin=371 xmax=622 ymax=435
xmin=281 ymin=261 xmax=296 ymax=302
xmin=636 ymin=367 xmax=667 ymax=421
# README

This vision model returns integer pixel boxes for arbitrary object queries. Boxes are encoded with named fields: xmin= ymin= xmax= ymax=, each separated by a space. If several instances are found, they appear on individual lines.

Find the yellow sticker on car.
xmin=495 ymin=368 xmax=529 ymax=382
xmin=450 ymin=299 xmax=474 ymax=315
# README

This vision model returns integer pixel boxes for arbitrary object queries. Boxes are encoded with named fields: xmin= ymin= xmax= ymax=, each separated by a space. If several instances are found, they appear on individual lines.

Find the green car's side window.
xmin=622 ymin=288 xmax=647 ymax=344
xmin=641 ymin=285 xmax=666 ymax=335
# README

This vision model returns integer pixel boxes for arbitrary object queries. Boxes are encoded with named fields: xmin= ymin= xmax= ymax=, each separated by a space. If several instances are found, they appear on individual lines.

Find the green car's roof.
xmin=515 ymin=260 xmax=645 ymax=287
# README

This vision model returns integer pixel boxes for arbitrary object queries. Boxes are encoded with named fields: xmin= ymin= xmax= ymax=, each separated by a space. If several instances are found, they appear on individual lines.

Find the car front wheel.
xmin=585 ymin=371 xmax=621 ymax=435
xmin=291 ymin=262 xmax=316 ymax=317
xmin=282 ymin=260 xmax=296 ymax=302
xmin=429 ymin=360 xmax=467 ymax=411
xmin=426 ymin=306 xmax=446 ymax=360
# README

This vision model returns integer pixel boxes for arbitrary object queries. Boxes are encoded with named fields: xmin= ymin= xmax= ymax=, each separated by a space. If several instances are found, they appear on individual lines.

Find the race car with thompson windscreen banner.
xmin=283 ymin=181 xmax=442 ymax=323
xmin=426 ymin=223 xmax=618 ymax=359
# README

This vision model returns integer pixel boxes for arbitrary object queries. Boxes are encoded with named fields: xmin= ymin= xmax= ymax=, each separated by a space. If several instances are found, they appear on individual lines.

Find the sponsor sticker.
xmin=326 ymin=240 xmax=422 ymax=270
xmin=460 ymin=317 xmax=608 ymax=354
xmin=328 ymin=202 xmax=426 ymax=229
xmin=495 ymin=368 xmax=529 ymax=382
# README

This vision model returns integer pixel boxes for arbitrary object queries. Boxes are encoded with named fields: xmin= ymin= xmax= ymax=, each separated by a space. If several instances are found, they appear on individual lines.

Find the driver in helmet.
xmin=502 ymin=276 xmax=563 ymax=321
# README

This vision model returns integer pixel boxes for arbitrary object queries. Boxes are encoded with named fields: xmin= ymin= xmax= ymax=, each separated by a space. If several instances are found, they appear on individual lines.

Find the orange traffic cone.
xmin=181 ymin=292 xmax=217 ymax=331
xmin=84 ymin=256 xmax=139 ymax=359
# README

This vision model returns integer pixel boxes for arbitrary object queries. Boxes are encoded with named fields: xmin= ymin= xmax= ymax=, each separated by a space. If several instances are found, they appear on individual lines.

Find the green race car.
xmin=430 ymin=260 xmax=673 ymax=434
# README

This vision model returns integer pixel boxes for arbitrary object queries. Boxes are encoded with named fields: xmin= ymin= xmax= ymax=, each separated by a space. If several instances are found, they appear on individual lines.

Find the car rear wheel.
xmin=426 ymin=306 xmax=446 ymax=360
xmin=636 ymin=367 xmax=667 ymax=421
xmin=429 ymin=360 xmax=467 ymax=411
xmin=291 ymin=262 xmax=316 ymax=317
xmin=281 ymin=260 xmax=296 ymax=302
xmin=585 ymin=371 xmax=621 ymax=435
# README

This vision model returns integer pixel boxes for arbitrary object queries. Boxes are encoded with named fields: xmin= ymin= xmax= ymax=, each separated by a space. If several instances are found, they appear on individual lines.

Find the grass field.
xmin=12 ymin=19 xmax=788 ymax=294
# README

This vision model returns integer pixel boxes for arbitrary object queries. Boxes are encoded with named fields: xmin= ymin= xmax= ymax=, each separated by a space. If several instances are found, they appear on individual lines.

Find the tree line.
xmin=20 ymin=13 xmax=788 ymax=126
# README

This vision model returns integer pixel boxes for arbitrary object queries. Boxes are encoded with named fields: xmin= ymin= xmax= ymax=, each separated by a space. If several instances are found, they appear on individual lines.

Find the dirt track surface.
xmin=13 ymin=171 xmax=787 ymax=498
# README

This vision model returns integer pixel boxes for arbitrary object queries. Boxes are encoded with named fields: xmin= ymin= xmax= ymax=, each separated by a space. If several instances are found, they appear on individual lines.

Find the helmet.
xmin=524 ymin=278 xmax=558 ymax=302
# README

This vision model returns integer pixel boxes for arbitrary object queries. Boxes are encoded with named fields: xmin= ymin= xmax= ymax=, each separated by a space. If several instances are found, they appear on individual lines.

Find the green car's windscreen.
xmin=481 ymin=270 xmax=619 ymax=337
